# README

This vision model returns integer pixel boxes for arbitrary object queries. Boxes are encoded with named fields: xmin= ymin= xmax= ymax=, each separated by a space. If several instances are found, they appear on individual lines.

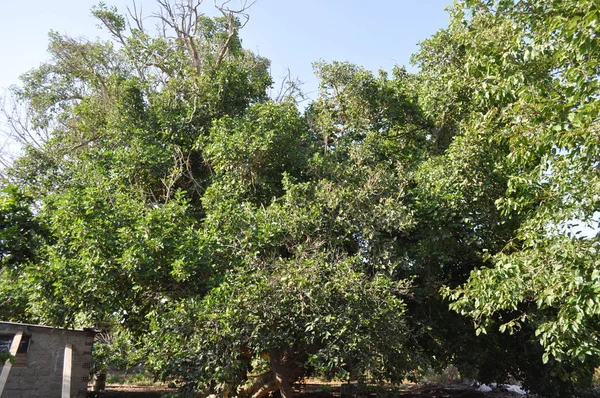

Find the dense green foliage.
xmin=0 ymin=1 xmax=598 ymax=397
xmin=415 ymin=0 xmax=600 ymax=395
xmin=0 ymin=186 xmax=41 ymax=269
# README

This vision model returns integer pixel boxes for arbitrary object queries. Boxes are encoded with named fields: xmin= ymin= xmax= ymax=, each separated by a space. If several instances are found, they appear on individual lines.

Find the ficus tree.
xmin=0 ymin=1 xmax=427 ymax=397
xmin=1 ymin=0 xmax=599 ymax=397
xmin=138 ymin=61 xmax=436 ymax=397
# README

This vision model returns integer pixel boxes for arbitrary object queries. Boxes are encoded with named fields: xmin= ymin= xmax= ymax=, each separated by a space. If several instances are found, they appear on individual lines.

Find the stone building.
xmin=0 ymin=322 xmax=94 ymax=398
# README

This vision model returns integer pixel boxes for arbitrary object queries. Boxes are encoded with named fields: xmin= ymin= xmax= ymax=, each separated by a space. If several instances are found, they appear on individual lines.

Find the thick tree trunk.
xmin=237 ymin=371 xmax=278 ymax=398
xmin=92 ymin=372 xmax=106 ymax=392
xmin=250 ymin=379 xmax=279 ymax=398
xmin=269 ymin=349 xmax=297 ymax=398
xmin=239 ymin=348 xmax=309 ymax=398
xmin=275 ymin=375 xmax=294 ymax=398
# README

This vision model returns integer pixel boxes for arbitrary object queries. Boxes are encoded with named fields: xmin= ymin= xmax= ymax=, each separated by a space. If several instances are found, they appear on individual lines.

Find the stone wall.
xmin=0 ymin=322 xmax=94 ymax=398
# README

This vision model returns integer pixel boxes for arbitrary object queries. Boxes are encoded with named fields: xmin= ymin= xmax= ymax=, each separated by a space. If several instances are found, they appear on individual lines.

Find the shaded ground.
xmin=96 ymin=383 xmax=526 ymax=398
xmin=299 ymin=383 xmax=524 ymax=398
xmin=93 ymin=384 xmax=171 ymax=397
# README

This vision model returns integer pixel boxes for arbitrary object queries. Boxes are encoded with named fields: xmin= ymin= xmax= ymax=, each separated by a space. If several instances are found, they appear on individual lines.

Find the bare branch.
xmin=66 ymin=136 xmax=103 ymax=153
xmin=152 ymin=0 xmax=205 ymax=74
xmin=274 ymin=67 xmax=307 ymax=104
xmin=148 ymin=62 xmax=174 ymax=77
xmin=126 ymin=0 xmax=146 ymax=32
xmin=214 ymin=0 xmax=256 ymax=66
xmin=1 ymin=93 xmax=45 ymax=152
xmin=146 ymin=0 xmax=257 ymax=72
xmin=153 ymin=0 xmax=179 ymax=35
xmin=215 ymin=12 xmax=235 ymax=67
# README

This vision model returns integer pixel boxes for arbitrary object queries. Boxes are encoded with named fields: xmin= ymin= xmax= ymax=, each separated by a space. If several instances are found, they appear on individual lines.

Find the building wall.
xmin=0 ymin=323 xmax=94 ymax=398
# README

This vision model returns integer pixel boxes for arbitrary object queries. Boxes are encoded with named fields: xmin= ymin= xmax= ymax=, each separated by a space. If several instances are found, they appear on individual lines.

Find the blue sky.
xmin=0 ymin=0 xmax=451 ymax=100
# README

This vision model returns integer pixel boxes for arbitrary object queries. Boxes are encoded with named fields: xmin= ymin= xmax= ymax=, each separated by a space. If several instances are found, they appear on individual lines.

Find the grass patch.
xmin=106 ymin=371 xmax=158 ymax=386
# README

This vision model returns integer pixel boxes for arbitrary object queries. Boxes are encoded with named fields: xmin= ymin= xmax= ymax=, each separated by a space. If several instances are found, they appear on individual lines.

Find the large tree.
xmin=1 ymin=2 xmax=427 ymax=397
xmin=138 ymin=62 xmax=434 ymax=397
xmin=1 ymin=0 xmax=599 ymax=397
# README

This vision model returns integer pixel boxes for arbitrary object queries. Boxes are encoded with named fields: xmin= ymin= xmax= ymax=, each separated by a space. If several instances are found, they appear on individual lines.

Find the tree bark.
xmin=92 ymin=372 xmax=106 ymax=392
xmin=238 ymin=371 xmax=279 ymax=398
xmin=240 ymin=348 xmax=309 ymax=398
xmin=269 ymin=349 xmax=295 ymax=398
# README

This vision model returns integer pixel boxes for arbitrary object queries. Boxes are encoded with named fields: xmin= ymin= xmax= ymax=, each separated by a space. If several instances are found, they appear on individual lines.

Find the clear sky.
xmin=0 ymin=0 xmax=451 ymax=101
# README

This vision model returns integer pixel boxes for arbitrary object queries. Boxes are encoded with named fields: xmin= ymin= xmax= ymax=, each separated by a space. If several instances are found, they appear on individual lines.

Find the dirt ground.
xmin=91 ymin=384 xmax=171 ymax=397
xmin=95 ymin=382 xmax=527 ymax=398
xmin=299 ymin=382 xmax=525 ymax=398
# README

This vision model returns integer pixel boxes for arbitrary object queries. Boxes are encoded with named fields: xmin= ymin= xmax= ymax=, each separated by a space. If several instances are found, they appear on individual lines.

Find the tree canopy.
xmin=1 ymin=0 xmax=598 ymax=397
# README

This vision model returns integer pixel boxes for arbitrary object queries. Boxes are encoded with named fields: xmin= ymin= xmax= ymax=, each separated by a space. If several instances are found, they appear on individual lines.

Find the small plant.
xmin=126 ymin=371 xmax=157 ymax=386
xmin=0 ymin=353 xmax=14 ymax=364
xmin=106 ymin=373 xmax=125 ymax=384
